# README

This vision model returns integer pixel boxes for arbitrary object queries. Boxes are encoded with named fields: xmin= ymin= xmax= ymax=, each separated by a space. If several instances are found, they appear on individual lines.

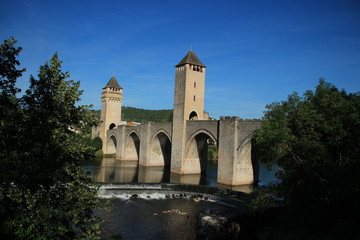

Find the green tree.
xmin=254 ymin=80 xmax=360 ymax=230
xmin=0 ymin=38 xmax=26 ymax=237
xmin=0 ymin=37 xmax=25 ymax=95
xmin=0 ymin=39 xmax=102 ymax=239
xmin=0 ymin=37 xmax=26 ymax=167
xmin=21 ymin=53 xmax=98 ymax=188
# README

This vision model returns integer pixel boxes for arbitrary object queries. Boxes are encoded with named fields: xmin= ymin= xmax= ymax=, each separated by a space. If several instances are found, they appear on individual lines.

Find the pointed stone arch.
xmin=234 ymin=134 xmax=255 ymax=185
xmin=184 ymin=129 xmax=217 ymax=174
xmin=124 ymin=130 xmax=140 ymax=161
xmin=107 ymin=134 xmax=117 ymax=154
xmin=149 ymin=130 xmax=172 ymax=167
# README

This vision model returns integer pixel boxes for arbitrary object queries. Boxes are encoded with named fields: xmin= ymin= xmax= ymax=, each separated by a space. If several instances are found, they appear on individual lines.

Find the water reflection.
xmin=97 ymin=198 xmax=235 ymax=240
xmin=85 ymin=158 xmax=220 ymax=186
xmin=84 ymin=157 xmax=277 ymax=192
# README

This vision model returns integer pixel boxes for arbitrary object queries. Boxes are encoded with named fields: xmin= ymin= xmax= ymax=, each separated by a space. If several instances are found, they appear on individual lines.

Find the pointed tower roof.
xmin=175 ymin=50 xmax=206 ymax=67
xmin=103 ymin=76 xmax=122 ymax=89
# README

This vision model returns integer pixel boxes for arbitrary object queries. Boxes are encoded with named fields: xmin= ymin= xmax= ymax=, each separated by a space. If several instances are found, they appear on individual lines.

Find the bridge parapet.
xmin=186 ymin=120 xmax=219 ymax=143
xmin=220 ymin=116 xmax=261 ymax=122
xmin=149 ymin=122 xmax=173 ymax=140
xmin=124 ymin=125 xmax=141 ymax=136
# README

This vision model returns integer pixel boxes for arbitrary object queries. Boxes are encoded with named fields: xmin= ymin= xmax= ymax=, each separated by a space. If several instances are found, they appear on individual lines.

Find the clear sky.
xmin=1 ymin=0 xmax=360 ymax=119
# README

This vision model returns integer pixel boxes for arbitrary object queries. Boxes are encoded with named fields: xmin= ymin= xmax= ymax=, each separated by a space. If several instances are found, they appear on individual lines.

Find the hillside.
xmin=122 ymin=107 xmax=173 ymax=122
xmin=91 ymin=107 xmax=173 ymax=123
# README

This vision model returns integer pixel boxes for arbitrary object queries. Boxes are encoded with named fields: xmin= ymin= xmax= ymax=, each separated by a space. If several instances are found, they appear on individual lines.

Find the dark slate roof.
xmin=103 ymin=76 xmax=122 ymax=89
xmin=175 ymin=50 xmax=206 ymax=67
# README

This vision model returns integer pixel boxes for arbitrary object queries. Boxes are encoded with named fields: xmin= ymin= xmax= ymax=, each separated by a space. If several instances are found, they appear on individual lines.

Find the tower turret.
xmin=173 ymin=50 xmax=206 ymax=122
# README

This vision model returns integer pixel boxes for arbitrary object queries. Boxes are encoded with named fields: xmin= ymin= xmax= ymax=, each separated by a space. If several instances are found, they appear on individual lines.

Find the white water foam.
xmin=97 ymin=184 xmax=241 ymax=207
xmin=98 ymin=190 xmax=234 ymax=207
xmin=99 ymin=184 xmax=163 ymax=190
xmin=99 ymin=192 xmax=168 ymax=200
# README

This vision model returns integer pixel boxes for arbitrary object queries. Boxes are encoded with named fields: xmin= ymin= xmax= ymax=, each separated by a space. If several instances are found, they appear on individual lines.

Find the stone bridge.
xmin=105 ymin=117 xmax=260 ymax=186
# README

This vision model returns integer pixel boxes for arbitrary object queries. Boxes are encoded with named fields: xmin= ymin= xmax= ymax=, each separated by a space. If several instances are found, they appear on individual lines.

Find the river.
xmin=84 ymin=158 xmax=277 ymax=240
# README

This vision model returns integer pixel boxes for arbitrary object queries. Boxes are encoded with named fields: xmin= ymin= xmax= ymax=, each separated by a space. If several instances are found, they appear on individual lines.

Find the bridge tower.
xmin=171 ymin=50 xmax=206 ymax=173
xmin=99 ymin=76 xmax=123 ymax=153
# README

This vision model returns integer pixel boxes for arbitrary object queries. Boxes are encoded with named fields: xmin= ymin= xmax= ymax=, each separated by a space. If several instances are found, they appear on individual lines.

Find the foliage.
xmin=6 ymin=165 xmax=101 ymax=240
xmin=81 ymin=136 xmax=103 ymax=156
xmin=0 ymin=37 xmax=26 ymax=188
xmin=122 ymin=106 xmax=173 ymax=122
xmin=0 ymin=37 xmax=25 ymax=95
xmin=246 ymin=185 xmax=277 ymax=216
xmin=208 ymin=145 xmax=218 ymax=160
xmin=254 ymin=79 xmax=360 ymax=233
xmin=0 ymin=38 xmax=102 ymax=239
xmin=91 ymin=107 xmax=173 ymax=123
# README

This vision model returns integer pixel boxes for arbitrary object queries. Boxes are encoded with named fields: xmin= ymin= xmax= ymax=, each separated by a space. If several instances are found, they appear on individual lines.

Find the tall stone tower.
xmin=171 ymin=50 xmax=206 ymax=173
xmin=99 ymin=76 xmax=123 ymax=151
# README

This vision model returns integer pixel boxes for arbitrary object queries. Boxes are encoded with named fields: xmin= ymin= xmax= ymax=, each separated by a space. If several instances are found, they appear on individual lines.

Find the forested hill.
xmin=91 ymin=107 xmax=173 ymax=122
xmin=122 ymin=107 xmax=173 ymax=122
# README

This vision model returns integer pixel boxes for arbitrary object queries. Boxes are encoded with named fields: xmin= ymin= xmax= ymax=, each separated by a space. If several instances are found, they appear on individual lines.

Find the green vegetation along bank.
xmin=252 ymin=79 xmax=360 ymax=239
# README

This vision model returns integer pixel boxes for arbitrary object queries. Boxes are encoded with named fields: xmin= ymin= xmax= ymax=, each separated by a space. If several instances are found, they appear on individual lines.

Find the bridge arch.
xmin=184 ymin=129 xmax=218 ymax=174
xmin=124 ymin=130 xmax=140 ymax=161
xmin=107 ymin=134 xmax=117 ymax=154
xmin=236 ymin=134 xmax=255 ymax=163
xmin=234 ymin=134 xmax=256 ymax=185
xmin=187 ymin=129 xmax=217 ymax=144
xmin=149 ymin=130 xmax=172 ymax=167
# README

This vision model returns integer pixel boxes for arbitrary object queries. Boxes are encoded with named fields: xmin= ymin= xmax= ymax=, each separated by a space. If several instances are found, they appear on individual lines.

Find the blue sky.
xmin=1 ymin=0 xmax=360 ymax=119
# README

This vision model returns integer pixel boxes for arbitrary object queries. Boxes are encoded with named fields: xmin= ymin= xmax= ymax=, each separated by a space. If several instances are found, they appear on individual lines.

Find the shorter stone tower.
xmin=99 ymin=76 xmax=123 ymax=151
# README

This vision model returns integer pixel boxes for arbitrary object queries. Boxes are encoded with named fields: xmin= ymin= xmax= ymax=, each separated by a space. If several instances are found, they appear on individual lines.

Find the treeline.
xmin=92 ymin=107 xmax=173 ymax=122
xmin=122 ymin=106 xmax=173 ymax=122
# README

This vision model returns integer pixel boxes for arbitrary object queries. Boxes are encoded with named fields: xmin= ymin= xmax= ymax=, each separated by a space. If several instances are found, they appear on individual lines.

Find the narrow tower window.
xmin=193 ymin=95 xmax=196 ymax=101
xmin=194 ymin=82 xmax=196 ymax=88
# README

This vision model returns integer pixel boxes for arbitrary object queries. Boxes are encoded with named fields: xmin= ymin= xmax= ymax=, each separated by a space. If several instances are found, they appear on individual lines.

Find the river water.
xmin=84 ymin=158 xmax=277 ymax=240
xmin=84 ymin=158 xmax=277 ymax=187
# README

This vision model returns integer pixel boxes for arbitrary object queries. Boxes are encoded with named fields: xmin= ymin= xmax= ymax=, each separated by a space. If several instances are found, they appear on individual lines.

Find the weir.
xmin=97 ymin=183 xmax=248 ymax=206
